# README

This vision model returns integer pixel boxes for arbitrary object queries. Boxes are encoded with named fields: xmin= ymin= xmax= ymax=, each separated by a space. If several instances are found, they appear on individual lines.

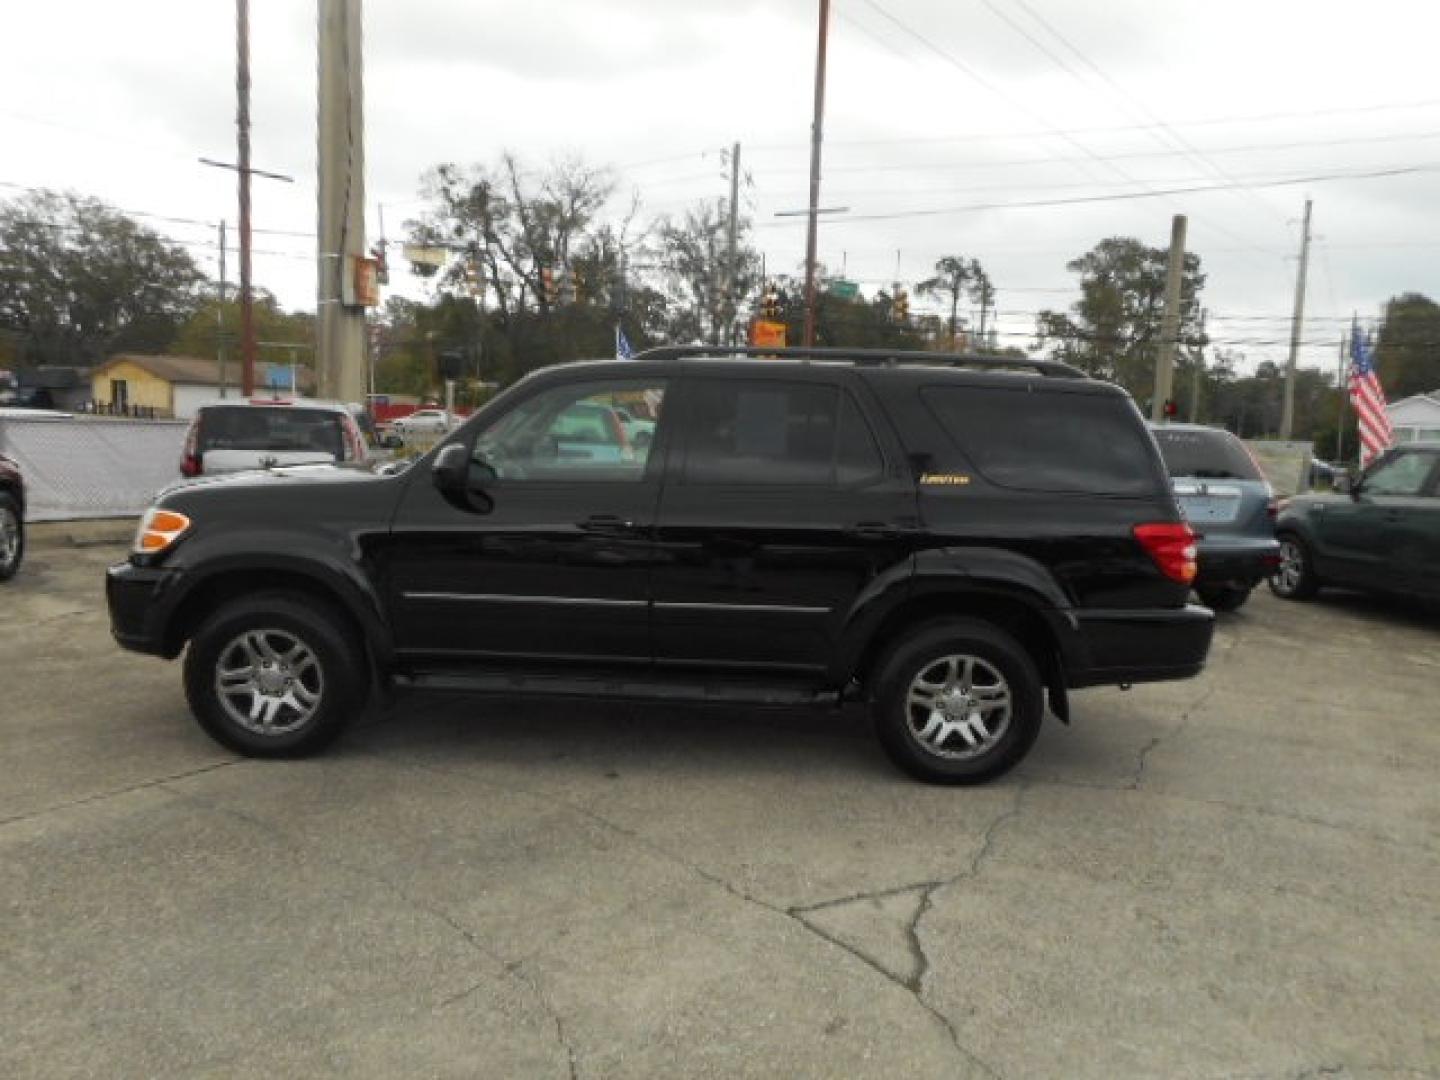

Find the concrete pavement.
xmin=2 ymin=543 xmax=1437 ymax=1078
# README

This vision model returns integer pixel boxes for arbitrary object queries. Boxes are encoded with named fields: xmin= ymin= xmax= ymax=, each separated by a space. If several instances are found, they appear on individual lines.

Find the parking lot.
xmin=3 ymin=531 xmax=1438 ymax=1079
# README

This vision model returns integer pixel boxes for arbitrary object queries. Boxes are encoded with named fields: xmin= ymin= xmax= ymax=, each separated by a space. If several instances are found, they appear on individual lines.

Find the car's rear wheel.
xmin=872 ymin=619 xmax=1044 ymax=785
xmin=0 ymin=493 xmax=23 ymax=582
xmin=1268 ymin=534 xmax=1320 ymax=600
xmin=183 ymin=592 xmax=366 ymax=756
xmin=1197 ymin=584 xmax=1252 ymax=612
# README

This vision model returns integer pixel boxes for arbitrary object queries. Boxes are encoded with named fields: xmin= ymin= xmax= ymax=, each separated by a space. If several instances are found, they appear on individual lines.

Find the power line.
xmin=753 ymin=161 xmax=1440 ymax=226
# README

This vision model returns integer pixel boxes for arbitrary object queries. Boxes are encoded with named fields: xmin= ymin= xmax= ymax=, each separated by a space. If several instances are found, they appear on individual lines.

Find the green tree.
xmin=1374 ymin=292 xmax=1440 ymax=400
xmin=916 ymin=255 xmax=989 ymax=347
xmin=1034 ymin=237 xmax=1207 ymax=400
xmin=171 ymin=289 xmax=315 ymax=377
xmin=656 ymin=199 xmax=761 ymax=346
xmin=0 ymin=189 xmax=203 ymax=366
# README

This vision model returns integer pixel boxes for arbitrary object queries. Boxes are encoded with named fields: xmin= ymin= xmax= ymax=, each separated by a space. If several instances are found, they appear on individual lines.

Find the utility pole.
xmin=802 ymin=0 xmax=831 ymax=348
xmin=217 ymin=220 xmax=228 ymax=398
xmin=317 ymin=0 xmax=368 ymax=403
xmin=1280 ymin=197 xmax=1313 ymax=440
xmin=236 ymin=0 xmax=256 ymax=396
xmin=1335 ymin=328 xmax=1348 ymax=464
xmin=726 ymin=141 xmax=741 ymax=347
xmin=1151 ymin=213 xmax=1187 ymax=423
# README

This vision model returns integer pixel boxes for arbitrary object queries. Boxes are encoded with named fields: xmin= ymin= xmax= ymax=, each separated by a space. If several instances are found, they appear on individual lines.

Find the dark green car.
xmin=1270 ymin=443 xmax=1440 ymax=602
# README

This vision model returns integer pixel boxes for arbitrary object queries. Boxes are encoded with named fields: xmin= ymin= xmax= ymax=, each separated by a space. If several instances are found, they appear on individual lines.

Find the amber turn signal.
xmin=133 ymin=508 xmax=192 ymax=555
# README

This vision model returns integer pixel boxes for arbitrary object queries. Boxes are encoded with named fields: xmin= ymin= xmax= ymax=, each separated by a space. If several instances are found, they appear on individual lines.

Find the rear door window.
xmin=198 ymin=406 xmax=344 ymax=457
xmin=681 ymin=380 xmax=882 ymax=486
xmin=922 ymin=385 xmax=1159 ymax=496
xmin=1151 ymin=428 xmax=1262 ymax=481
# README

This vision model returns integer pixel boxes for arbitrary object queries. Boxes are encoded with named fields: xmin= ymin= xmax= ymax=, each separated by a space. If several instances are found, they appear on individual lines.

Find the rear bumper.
xmin=1064 ymin=604 xmax=1215 ymax=688
xmin=106 ymin=561 xmax=182 ymax=657
xmin=1194 ymin=536 xmax=1281 ymax=587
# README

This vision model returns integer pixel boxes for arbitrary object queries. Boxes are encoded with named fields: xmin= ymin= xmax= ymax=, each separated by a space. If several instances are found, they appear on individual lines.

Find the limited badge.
xmin=920 ymin=473 xmax=971 ymax=486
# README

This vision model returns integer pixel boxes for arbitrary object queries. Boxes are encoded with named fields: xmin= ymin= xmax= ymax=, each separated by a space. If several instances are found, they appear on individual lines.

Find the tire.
xmin=1197 ymin=584 xmax=1252 ymax=612
xmin=1268 ymin=533 xmax=1320 ymax=601
xmin=872 ymin=619 xmax=1045 ymax=785
xmin=183 ymin=592 xmax=366 ymax=757
xmin=0 ymin=492 xmax=23 ymax=582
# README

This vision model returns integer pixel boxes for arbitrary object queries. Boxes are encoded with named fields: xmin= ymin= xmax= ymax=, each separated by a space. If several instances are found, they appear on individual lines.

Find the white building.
xmin=1387 ymin=391 xmax=1440 ymax=444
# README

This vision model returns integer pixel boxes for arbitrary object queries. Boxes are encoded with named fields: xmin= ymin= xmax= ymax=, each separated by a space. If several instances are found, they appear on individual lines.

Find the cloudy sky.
xmin=4 ymin=0 xmax=1438 ymax=374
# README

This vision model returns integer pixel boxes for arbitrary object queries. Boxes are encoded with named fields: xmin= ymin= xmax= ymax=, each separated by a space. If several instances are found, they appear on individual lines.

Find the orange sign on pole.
xmin=750 ymin=319 xmax=787 ymax=348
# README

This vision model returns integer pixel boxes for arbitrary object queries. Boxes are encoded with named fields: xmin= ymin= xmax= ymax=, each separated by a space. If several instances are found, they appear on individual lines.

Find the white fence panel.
xmin=0 ymin=415 xmax=188 ymax=521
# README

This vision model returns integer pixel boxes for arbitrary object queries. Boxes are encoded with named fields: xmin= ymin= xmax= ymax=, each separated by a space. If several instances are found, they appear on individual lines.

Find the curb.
xmin=27 ymin=518 xmax=137 ymax=550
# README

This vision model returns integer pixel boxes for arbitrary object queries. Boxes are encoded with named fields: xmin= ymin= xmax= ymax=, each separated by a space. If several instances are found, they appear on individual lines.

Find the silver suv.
xmin=180 ymin=399 xmax=370 ymax=477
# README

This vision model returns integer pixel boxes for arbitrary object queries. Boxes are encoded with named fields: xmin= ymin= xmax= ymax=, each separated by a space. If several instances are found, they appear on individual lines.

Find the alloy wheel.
xmin=905 ymin=653 xmax=1013 ymax=760
xmin=214 ymin=628 xmax=325 ymax=736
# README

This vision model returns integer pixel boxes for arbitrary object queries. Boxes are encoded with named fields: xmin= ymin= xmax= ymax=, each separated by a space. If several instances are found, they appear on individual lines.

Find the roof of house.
xmin=97 ymin=354 xmax=315 ymax=392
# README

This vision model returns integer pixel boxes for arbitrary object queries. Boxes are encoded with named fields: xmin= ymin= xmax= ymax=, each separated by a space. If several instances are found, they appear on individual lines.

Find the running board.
xmin=395 ymin=669 xmax=841 ymax=708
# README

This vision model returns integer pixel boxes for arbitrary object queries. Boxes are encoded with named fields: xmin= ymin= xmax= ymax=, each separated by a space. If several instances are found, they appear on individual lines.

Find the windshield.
xmin=198 ymin=406 xmax=344 ymax=456
xmin=1152 ymin=428 xmax=1262 ymax=481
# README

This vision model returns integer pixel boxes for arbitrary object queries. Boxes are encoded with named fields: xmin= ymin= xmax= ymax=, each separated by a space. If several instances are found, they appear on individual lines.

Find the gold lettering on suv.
xmin=920 ymin=473 xmax=971 ymax=486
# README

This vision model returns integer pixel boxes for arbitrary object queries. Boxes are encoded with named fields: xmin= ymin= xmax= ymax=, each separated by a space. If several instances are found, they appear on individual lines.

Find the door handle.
xmin=579 ymin=514 xmax=638 ymax=534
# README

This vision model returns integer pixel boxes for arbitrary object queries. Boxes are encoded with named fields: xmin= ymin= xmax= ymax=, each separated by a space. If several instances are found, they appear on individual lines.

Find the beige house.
xmin=91 ymin=355 xmax=315 ymax=419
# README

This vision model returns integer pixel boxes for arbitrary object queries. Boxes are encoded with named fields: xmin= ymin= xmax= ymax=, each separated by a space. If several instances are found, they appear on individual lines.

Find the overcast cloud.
xmin=4 ymin=0 xmax=1438 ymax=373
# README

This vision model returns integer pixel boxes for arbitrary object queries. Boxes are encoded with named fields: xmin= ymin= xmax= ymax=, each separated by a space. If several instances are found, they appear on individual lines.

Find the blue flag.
xmin=615 ymin=324 xmax=634 ymax=360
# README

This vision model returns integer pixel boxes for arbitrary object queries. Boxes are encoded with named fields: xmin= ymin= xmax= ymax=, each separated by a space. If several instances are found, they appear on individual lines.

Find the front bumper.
xmin=1065 ymin=604 xmax=1215 ymax=688
xmin=107 ymin=561 xmax=183 ymax=657
xmin=1194 ymin=535 xmax=1282 ymax=587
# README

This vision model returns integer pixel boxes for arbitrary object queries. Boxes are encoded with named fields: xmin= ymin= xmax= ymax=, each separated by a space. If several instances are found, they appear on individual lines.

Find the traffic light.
xmin=464 ymin=259 xmax=483 ymax=297
xmin=893 ymin=289 xmax=910 ymax=323
xmin=371 ymin=243 xmax=389 ymax=285
xmin=761 ymin=284 xmax=781 ymax=319
xmin=540 ymin=266 xmax=557 ymax=305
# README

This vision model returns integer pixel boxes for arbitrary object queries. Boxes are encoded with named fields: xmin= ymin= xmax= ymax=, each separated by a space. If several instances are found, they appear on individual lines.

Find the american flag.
xmin=615 ymin=324 xmax=634 ymax=360
xmin=1348 ymin=324 xmax=1393 ymax=467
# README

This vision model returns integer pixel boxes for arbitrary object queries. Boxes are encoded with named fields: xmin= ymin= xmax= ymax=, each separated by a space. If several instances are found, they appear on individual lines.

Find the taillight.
xmin=1133 ymin=522 xmax=1198 ymax=585
xmin=180 ymin=418 xmax=201 ymax=476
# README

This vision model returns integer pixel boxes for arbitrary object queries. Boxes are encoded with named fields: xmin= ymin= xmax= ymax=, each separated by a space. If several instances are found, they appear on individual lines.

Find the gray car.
xmin=1150 ymin=423 xmax=1280 ymax=611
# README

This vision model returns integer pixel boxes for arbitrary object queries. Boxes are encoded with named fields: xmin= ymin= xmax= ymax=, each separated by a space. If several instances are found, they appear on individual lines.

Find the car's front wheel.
xmin=183 ymin=592 xmax=366 ymax=756
xmin=1268 ymin=534 xmax=1320 ymax=600
xmin=0 ymin=492 xmax=23 ymax=582
xmin=872 ymin=619 xmax=1044 ymax=785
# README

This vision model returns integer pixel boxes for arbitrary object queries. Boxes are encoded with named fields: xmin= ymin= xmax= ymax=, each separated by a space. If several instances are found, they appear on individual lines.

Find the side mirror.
xmin=1335 ymin=471 xmax=1358 ymax=498
xmin=432 ymin=442 xmax=469 ymax=495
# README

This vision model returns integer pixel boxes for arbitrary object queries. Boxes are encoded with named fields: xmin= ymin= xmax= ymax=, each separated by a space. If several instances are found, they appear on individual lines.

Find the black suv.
xmin=107 ymin=348 xmax=1214 ymax=784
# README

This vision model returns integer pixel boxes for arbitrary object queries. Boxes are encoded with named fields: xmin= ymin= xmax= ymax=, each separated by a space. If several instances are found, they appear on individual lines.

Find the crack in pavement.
xmin=1221 ymin=1063 xmax=1438 ymax=1080
xmin=388 ymin=754 xmax=1004 ymax=1078
xmin=153 ymin=782 xmax=581 ymax=1080
xmin=1131 ymin=681 xmax=1221 ymax=790
xmin=0 ymin=760 xmax=240 ymax=829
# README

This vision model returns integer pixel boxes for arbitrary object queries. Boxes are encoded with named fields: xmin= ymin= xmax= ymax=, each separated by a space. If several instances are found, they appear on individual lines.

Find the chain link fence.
xmin=0 ymin=414 xmax=188 ymax=521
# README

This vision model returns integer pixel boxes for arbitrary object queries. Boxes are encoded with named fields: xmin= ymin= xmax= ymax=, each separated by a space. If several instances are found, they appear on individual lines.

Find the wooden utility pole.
xmin=1280 ymin=197 xmax=1313 ymax=440
xmin=802 ymin=0 xmax=831 ymax=348
xmin=236 ymin=0 xmax=256 ymax=396
xmin=726 ymin=141 xmax=741 ymax=347
xmin=1151 ymin=214 xmax=1187 ymax=423
xmin=217 ymin=220 xmax=228 ymax=398
xmin=317 ymin=0 xmax=368 ymax=403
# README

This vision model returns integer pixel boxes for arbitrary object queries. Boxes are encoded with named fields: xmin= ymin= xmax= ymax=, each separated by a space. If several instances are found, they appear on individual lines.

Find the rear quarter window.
xmin=1151 ymin=428 xmax=1263 ymax=481
xmin=922 ymin=385 xmax=1161 ymax=497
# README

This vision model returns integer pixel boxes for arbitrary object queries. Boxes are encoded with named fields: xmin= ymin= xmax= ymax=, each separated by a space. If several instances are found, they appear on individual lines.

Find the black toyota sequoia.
xmin=107 ymin=347 xmax=1213 ymax=784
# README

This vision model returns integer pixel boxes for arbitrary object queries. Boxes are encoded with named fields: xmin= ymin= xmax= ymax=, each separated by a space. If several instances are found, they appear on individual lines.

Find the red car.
xmin=0 ymin=450 xmax=23 ymax=581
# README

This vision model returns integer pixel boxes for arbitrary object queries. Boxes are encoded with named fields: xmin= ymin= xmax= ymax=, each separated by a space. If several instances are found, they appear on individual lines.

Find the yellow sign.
xmin=751 ymin=319 xmax=787 ymax=348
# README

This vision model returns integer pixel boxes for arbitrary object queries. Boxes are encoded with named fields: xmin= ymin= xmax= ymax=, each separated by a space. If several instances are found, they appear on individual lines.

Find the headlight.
xmin=133 ymin=508 xmax=192 ymax=555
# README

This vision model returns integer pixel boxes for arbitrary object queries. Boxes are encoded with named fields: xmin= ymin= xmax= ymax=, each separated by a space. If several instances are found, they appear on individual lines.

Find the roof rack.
xmin=629 ymin=345 xmax=1085 ymax=379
